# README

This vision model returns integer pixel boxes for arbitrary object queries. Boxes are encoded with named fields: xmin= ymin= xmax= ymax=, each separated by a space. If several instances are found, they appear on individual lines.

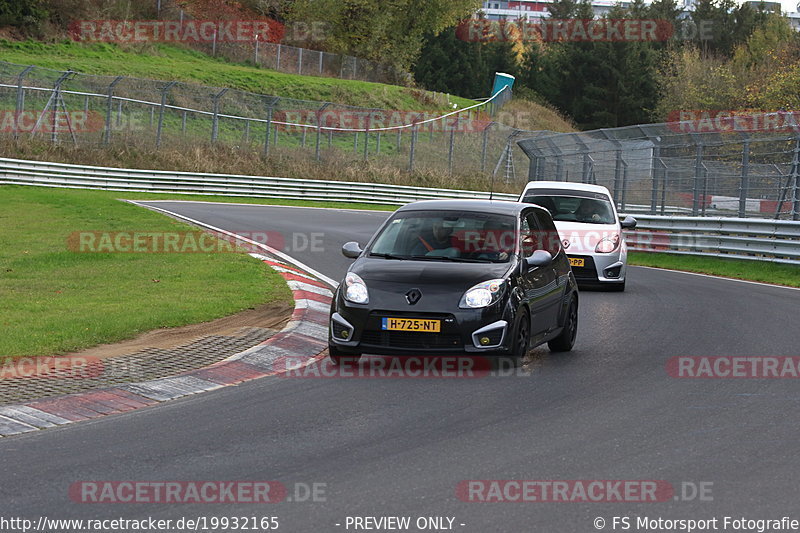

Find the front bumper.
xmin=330 ymin=300 xmax=514 ymax=356
xmin=568 ymin=251 xmax=627 ymax=285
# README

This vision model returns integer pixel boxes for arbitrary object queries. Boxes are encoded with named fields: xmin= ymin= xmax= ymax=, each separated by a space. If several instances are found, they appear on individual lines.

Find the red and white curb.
xmin=0 ymin=255 xmax=333 ymax=437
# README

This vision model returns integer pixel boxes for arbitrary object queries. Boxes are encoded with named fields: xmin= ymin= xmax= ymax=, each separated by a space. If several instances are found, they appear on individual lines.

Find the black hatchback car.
xmin=328 ymin=200 xmax=579 ymax=363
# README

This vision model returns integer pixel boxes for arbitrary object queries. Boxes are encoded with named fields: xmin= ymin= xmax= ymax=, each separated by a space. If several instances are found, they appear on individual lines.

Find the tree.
xmin=288 ymin=0 xmax=482 ymax=72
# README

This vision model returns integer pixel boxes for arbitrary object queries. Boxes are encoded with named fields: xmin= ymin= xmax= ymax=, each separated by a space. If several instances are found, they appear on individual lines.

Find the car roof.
xmin=397 ymin=199 xmax=545 ymax=216
xmin=520 ymin=181 xmax=611 ymax=195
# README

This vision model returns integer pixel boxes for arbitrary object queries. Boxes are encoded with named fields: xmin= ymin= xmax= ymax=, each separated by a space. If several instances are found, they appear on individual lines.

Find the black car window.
xmin=532 ymin=210 xmax=562 ymax=256
xmin=520 ymin=212 xmax=540 ymax=257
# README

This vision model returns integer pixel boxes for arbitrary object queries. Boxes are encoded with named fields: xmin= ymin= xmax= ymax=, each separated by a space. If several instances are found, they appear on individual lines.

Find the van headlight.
xmin=344 ymin=272 xmax=369 ymax=304
xmin=595 ymin=234 xmax=620 ymax=253
xmin=459 ymin=279 xmax=505 ymax=309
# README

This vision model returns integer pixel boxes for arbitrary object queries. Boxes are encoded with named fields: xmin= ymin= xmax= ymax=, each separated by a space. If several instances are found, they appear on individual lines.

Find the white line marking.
xmin=136 ymin=199 xmax=393 ymax=214
xmin=127 ymin=200 xmax=339 ymax=287
xmin=287 ymin=280 xmax=333 ymax=297
xmin=632 ymin=265 xmax=800 ymax=291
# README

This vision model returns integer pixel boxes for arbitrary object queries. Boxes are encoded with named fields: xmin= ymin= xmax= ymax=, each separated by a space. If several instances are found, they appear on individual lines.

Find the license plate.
xmin=381 ymin=317 xmax=441 ymax=332
xmin=569 ymin=257 xmax=585 ymax=267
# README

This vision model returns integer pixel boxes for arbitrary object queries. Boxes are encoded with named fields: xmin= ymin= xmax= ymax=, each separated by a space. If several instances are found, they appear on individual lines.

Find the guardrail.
xmin=2 ymin=157 xmax=798 ymax=265
xmin=624 ymin=215 xmax=800 ymax=265
xmin=0 ymin=157 xmax=517 ymax=205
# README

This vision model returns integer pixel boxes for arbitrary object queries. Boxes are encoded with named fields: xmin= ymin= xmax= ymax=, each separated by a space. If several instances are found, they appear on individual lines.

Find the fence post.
xmin=277 ymin=44 xmax=282 ymax=70
xmin=363 ymin=114 xmax=370 ymax=161
xmin=409 ymin=117 xmax=420 ymax=172
xmin=315 ymin=102 xmax=331 ymax=161
xmin=156 ymin=81 xmax=178 ymax=148
xmin=212 ymin=30 xmax=217 ymax=56
xmin=650 ymin=140 xmax=661 ymax=214
xmin=14 ymin=65 xmax=34 ymax=140
xmin=481 ymin=122 xmax=493 ymax=173
xmin=211 ymin=88 xmax=229 ymax=143
xmin=263 ymin=96 xmax=279 ymax=157
xmin=298 ymin=47 xmax=303 ymax=74
xmin=692 ymin=136 xmax=704 ymax=216
xmin=319 ymin=51 xmax=323 ymax=74
xmin=448 ymin=116 xmax=456 ymax=175
xmin=103 ymin=75 xmax=124 ymax=145
xmin=620 ymin=160 xmax=628 ymax=211
xmin=660 ymin=161 xmax=668 ymax=215
xmin=790 ymin=136 xmax=800 ymax=221
xmin=31 ymin=71 xmax=76 ymax=145
xmin=254 ymin=35 xmax=259 ymax=65
xmin=613 ymin=149 xmax=623 ymax=205
xmin=739 ymin=134 xmax=750 ymax=218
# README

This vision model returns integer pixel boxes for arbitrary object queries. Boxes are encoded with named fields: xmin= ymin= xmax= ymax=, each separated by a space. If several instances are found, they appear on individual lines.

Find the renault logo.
xmin=405 ymin=288 xmax=422 ymax=305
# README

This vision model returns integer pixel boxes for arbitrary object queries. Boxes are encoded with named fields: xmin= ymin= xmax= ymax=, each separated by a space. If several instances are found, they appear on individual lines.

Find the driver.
xmin=575 ymin=199 xmax=602 ymax=222
xmin=412 ymin=219 xmax=456 ymax=256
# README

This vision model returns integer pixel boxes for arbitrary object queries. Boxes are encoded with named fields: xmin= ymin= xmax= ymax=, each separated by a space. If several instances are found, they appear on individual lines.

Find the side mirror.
xmin=341 ymin=241 xmax=363 ymax=259
xmin=525 ymin=250 xmax=553 ymax=270
xmin=621 ymin=216 xmax=637 ymax=229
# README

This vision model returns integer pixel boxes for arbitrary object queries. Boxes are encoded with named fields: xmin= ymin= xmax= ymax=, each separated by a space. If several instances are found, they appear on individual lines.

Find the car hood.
xmin=347 ymin=258 xmax=513 ymax=312
xmin=351 ymin=257 xmax=511 ymax=286
xmin=553 ymin=221 xmax=620 ymax=254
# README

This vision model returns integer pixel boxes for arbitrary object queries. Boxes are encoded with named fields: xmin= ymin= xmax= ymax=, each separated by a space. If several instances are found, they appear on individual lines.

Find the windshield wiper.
xmin=409 ymin=255 xmax=491 ymax=263
xmin=369 ymin=252 xmax=408 ymax=260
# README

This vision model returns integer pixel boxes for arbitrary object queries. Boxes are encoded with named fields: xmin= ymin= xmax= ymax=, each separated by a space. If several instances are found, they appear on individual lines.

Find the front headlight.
xmin=344 ymin=272 xmax=369 ymax=304
xmin=595 ymin=234 xmax=620 ymax=253
xmin=459 ymin=279 xmax=505 ymax=309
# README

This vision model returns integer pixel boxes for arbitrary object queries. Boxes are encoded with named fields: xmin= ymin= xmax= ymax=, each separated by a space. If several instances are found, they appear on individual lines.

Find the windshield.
xmin=369 ymin=210 xmax=516 ymax=262
xmin=523 ymin=193 xmax=616 ymax=225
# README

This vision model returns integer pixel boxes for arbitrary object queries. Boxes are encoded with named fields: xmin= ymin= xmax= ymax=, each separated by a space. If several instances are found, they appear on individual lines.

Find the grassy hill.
xmin=0 ymin=40 xmax=575 ymax=132
xmin=0 ymin=40 xmax=474 ymax=111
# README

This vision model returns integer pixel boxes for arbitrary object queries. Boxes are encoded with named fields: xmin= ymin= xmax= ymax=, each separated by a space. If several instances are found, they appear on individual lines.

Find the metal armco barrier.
xmin=624 ymin=215 xmax=800 ymax=265
xmin=2 ymin=157 xmax=798 ymax=265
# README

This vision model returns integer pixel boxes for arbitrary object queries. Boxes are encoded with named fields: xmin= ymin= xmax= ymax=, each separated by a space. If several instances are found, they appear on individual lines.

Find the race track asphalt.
xmin=1 ymin=201 xmax=798 ymax=532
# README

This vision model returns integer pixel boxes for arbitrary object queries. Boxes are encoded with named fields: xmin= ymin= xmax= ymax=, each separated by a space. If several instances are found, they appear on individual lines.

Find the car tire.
xmin=510 ymin=308 xmax=531 ymax=362
xmin=548 ymin=295 xmax=577 ymax=352
xmin=328 ymin=344 xmax=362 ymax=365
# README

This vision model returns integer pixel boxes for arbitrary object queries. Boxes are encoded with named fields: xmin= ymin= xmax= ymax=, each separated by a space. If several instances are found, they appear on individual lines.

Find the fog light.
xmin=480 ymin=337 xmax=491 ymax=345
xmin=339 ymin=329 xmax=350 ymax=339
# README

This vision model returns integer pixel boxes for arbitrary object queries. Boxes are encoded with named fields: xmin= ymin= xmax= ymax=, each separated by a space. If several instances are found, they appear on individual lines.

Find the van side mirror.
xmin=341 ymin=241 xmax=363 ymax=259
xmin=621 ymin=216 xmax=637 ymax=229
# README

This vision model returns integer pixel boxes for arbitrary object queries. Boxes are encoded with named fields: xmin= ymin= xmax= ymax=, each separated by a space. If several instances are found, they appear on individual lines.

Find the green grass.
xmin=629 ymin=252 xmax=800 ymax=288
xmin=0 ymin=186 xmax=295 ymax=359
xmin=0 ymin=40 xmax=476 ymax=111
